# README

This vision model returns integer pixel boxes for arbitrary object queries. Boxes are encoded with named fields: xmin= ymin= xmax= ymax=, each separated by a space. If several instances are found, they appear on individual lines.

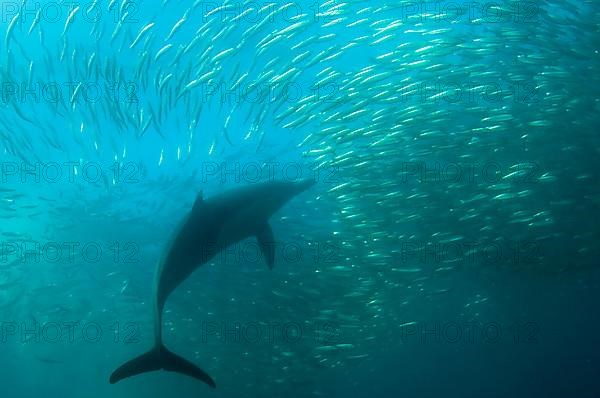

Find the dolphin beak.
xmin=297 ymin=178 xmax=316 ymax=192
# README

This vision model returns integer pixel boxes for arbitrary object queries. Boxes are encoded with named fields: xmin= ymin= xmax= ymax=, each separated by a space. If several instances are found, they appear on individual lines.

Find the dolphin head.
xmin=294 ymin=178 xmax=317 ymax=193
xmin=285 ymin=178 xmax=316 ymax=198
xmin=259 ymin=178 xmax=315 ymax=216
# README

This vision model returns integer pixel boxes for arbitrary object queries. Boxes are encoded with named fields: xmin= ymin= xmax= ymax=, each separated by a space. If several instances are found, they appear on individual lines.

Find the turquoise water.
xmin=1 ymin=1 xmax=599 ymax=397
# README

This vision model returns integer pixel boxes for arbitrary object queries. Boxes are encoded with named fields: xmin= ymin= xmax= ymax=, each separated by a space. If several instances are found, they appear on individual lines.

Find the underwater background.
xmin=0 ymin=0 xmax=599 ymax=397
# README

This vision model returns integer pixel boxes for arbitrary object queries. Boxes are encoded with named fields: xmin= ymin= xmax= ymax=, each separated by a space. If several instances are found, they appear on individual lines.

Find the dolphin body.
xmin=109 ymin=179 xmax=315 ymax=388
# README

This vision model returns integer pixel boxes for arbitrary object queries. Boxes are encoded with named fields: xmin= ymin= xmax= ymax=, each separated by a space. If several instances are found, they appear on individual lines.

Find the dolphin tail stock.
xmin=109 ymin=343 xmax=216 ymax=388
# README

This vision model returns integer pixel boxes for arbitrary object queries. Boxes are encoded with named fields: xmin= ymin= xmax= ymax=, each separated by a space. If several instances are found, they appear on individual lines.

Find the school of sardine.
xmin=0 ymin=0 xmax=599 ymax=395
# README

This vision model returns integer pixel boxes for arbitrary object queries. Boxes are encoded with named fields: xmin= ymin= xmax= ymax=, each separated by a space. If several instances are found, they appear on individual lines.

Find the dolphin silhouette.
xmin=109 ymin=179 xmax=315 ymax=388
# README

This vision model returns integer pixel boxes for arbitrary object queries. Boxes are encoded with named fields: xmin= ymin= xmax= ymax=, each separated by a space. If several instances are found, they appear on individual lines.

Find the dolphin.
xmin=109 ymin=178 xmax=315 ymax=388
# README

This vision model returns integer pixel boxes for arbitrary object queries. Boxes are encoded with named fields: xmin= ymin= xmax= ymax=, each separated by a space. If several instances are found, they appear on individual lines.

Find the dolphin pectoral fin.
xmin=110 ymin=344 xmax=216 ymax=388
xmin=256 ymin=223 xmax=275 ymax=269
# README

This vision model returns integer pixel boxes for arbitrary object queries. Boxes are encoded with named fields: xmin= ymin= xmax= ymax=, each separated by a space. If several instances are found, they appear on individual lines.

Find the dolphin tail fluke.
xmin=109 ymin=346 xmax=161 ymax=383
xmin=109 ymin=344 xmax=216 ymax=388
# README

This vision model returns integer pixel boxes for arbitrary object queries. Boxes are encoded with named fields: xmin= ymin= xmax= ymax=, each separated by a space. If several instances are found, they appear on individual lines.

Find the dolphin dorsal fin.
xmin=192 ymin=191 xmax=203 ymax=211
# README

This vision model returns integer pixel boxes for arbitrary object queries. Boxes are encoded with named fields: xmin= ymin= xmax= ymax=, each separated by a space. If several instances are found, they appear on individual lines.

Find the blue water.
xmin=1 ymin=0 xmax=599 ymax=397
